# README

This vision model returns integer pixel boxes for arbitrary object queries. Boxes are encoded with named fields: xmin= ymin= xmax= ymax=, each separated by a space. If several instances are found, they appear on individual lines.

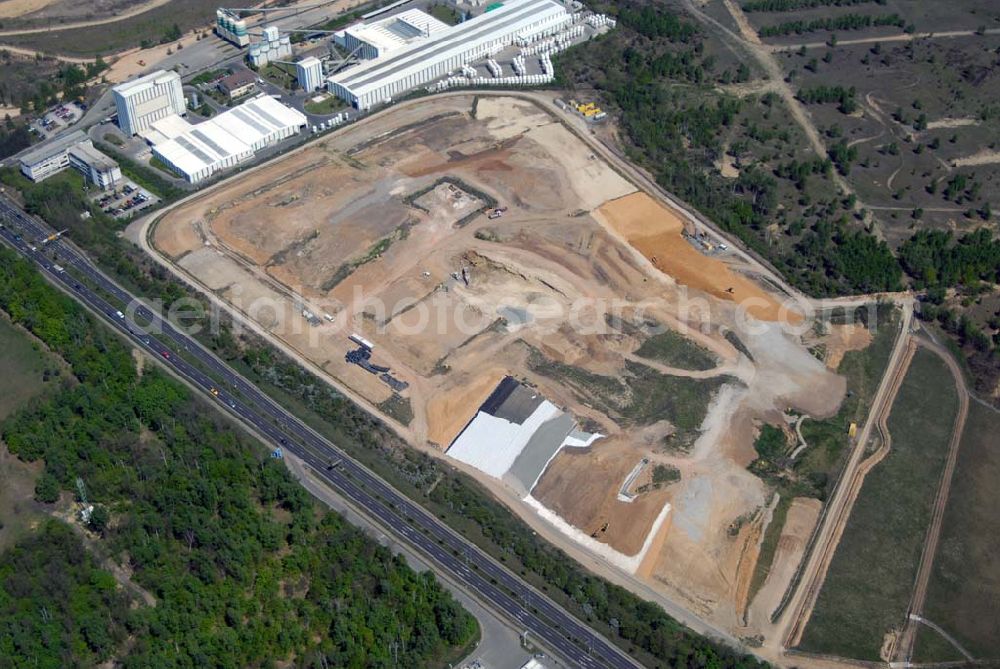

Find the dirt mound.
xmin=427 ymin=368 xmax=507 ymax=447
xmin=533 ymin=435 xmax=673 ymax=557
xmin=594 ymin=192 xmax=798 ymax=323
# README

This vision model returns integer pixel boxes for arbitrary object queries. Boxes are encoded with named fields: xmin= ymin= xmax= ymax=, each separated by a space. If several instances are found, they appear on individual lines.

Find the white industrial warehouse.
xmin=327 ymin=0 xmax=571 ymax=109
xmin=145 ymin=96 xmax=306 ymax=183
xmin=334 ymin=8 xmax=451 ymax=59
xmin=447 ymin=377 xmax=601 ymax=498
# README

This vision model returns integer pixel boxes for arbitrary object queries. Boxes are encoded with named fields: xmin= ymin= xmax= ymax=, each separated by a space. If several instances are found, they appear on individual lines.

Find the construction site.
xmin=148 ymin=92 xmax=876 ymax=637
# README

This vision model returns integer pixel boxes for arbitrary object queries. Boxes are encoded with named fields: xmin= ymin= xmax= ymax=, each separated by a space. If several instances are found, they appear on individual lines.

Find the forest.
xmin=0 ymin=54 xmax=107 ymax=114
xmin=0 ymin=248 xmax=477 ymax=667
xmin=0 ymin=521 xmax=131 ymax=667
xmin=899 ymin=229 xmax=1000 ymax=290
xmin=0 ymin=122 xmax=31 ymax=161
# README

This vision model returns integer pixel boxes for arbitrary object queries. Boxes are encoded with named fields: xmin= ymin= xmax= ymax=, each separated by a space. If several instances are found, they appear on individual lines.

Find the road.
xmin=0 ymin=194 xmax=644 ymax=669
xmin=769 ymin=28 xmax=1000 ymax=52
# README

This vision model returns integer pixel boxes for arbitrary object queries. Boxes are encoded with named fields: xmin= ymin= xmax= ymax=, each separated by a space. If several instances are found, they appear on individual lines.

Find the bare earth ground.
xmin=747 ymin=497 xmax=821 ymax=631
xmin=0 ymin=0 xmax=61 ymax=19
xmin=822 ymin=323 xmax=872 ymax=371
xmin=0 ymin=0 xmax=169 ymax=26
xmin=151 ymin=94 xmax=854 ymax=636
xmin=593 ymin=192 xmax=799 ymax=323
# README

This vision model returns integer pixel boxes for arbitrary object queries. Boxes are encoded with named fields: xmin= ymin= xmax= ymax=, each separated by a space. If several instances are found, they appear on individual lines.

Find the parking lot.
xmin=92 ymin=180 xmax=159 ymax=219
xmin=31 ymin=102 xmax=84 ymax=139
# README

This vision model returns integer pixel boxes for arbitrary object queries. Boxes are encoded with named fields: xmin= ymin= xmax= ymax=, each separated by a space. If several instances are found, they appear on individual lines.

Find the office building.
xmin=113 ymin=70 xmax=185 ymax=136
xmin=67 ymin=142 xmax=122 ymax=190
xmin=18 ymin=130 xmax=89 ymax=182
xmin=19 ymin=130 xmax=121 ymax=189
xmin=218 ymin=70 xmax=257 ymax=100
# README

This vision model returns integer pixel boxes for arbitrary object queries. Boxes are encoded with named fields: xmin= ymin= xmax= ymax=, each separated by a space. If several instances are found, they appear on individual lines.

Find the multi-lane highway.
xmin=0 ymin=194 xmax=645 ymax=669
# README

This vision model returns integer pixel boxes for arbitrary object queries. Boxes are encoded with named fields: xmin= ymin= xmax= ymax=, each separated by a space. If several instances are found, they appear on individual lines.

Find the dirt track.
xmin=893 ymin=337 xmax=970 ymax=664
xmin=772 ymin=299 xmax=914 ymax=655
xmin=769 ymin=28 xmax=1000 ymax=53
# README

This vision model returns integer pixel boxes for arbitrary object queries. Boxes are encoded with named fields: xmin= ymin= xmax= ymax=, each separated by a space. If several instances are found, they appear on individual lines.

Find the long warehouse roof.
xmin=331 ymin=0 xmax=567 ymax=94
xmin=151 ymin=96 xmax=305 ymax=178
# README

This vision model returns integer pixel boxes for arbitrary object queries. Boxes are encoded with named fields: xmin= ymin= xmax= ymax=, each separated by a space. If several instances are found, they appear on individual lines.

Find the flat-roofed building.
xmin=19 ymin=130 xmax=122 ymax=189
xmin=113 ymin=70 xmax=185 ymax=136
xmin=296 ymin=56 xmax=324 ymax=92
xmin=148 ymin=95 xmax=306 ymax=183
xmin=18 ymin=130 xmax=89 ymax=182
xmin=336 ymin=9 xmax=451 ymax=59
xmin=67 ymin=142 xmax=122 ymax=190
xmin=327 ymin=0 xmax=570 ymax=110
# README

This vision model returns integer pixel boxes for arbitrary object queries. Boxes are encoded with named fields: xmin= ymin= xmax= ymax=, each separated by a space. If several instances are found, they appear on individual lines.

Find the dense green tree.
xmin=899 ymin=229 xmax=1000 ymax=288
xmin=0 ymin=521 xmax=130 ymax=668
xmin=33 ymin=471 xmax=60 ymax=503
xmin=759 ymin=13 xmax=903 ymax=37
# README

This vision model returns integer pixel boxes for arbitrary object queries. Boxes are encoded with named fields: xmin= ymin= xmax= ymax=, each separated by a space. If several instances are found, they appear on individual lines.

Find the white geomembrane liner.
xmin=446 ymin=400 xmax=560 ymax=477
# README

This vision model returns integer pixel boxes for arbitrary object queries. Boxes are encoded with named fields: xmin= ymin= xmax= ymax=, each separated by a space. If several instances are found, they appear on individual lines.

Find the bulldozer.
xmin=590 ymin=521 xmax=610 ymax=538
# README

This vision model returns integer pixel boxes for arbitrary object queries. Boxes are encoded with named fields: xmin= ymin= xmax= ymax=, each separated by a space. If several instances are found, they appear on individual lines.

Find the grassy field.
xmin=798 ymin=347 xmax=959 ymax=660
xmin=916 ymin=401 xmax=1000 ymax=660
xmin=427 ymin=2 xmax=461 ymax=25
xmin=633 ymin=329 xmax=718 ymax=371
xmin=0 ymin=315 xmax=61 ymax=420
xmin=1 ymin=0 xmax=219 ymax=56
xmin=748 ymin=306 xmax=900 ymax=605
xmin=304 ymin=94 xmax=347 ymax=115
xmin=913 ymin=624 xmax=965 ymax=663
xmin=0 ymin=315 xmax=65 ymax=552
